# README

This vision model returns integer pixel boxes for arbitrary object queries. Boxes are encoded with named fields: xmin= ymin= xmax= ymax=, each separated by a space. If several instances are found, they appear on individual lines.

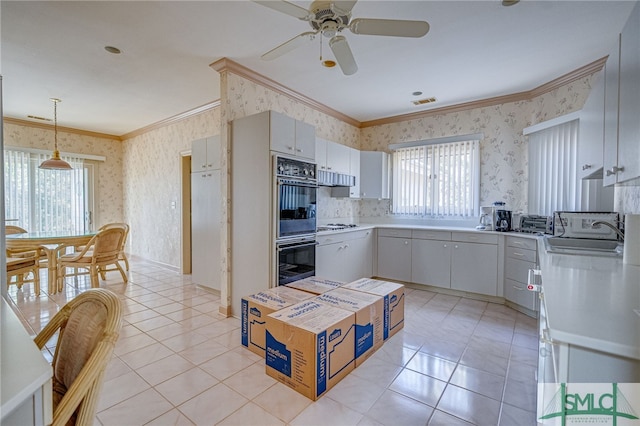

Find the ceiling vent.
xmin=412 ymin=97 xmax=437 ymax=106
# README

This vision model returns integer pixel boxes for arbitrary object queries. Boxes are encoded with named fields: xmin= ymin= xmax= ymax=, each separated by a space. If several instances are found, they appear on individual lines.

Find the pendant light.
xmin=39 ymin=98 xmax=72 ymax=170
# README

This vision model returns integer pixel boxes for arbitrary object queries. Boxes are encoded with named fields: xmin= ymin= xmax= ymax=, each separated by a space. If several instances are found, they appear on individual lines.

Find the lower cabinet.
xmin=316 ymin=229 xmax=373 ymax=282
xmin=376 ymin=229 xmax=412 ymax=282
xmin=450 ymin=241 xmax=498 ymax=296
xmin=504 ymin=236 xmax=539 ymax=313
xmin=411 ymin=231 xmax=452 ymax=288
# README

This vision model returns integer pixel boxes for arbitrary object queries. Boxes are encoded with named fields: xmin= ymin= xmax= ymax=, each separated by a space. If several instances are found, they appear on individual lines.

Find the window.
xmin=4 ymin=149 xmax=90 ymax=233
xmin=526 ymin=118 xmax=580 ymax=216
xmin=391 ymin=137 xmax=480 ymax=217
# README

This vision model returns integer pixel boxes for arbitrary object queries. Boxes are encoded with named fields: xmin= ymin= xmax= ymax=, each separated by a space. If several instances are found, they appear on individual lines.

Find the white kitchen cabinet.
xmin=603 ymin=1 xmax=640 ymax=185
xmin=269 ymin=110 xmax=315 ymax=161
xmin=331 ymin=146 xmax=361 ymax=198
xmin=411 ymin=237 xmax=451 ymax=289
xmin=316 ymin=138 xmax=352 ymax=175
xmin=191 ymin=135 xmax=221 ymax=291
xmin=316 ymin=228 xmax=373 ymax=282
xmin=451 ymin=240 xmax=498 ymax=296
xmin=578 ymin=70 xmax=605 ymax=179
xmin=376 ymin=229 xmax=412 ymax=282
xmin=504 ymin=236 xmax=539 ymax=315
xmin=360 ymin=151 xmax=390 ymax=199
xmin=603 ymin=34 xmax=620 ymax=187
xmin=191 ymin=136 xmax=220 ymax=172
xmin=616 ymin=0 xmax=640 ymax=184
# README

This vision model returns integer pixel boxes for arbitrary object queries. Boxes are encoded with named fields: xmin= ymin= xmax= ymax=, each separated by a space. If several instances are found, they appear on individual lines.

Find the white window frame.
xmin=390 ymin=134 xmax=482 ymax=217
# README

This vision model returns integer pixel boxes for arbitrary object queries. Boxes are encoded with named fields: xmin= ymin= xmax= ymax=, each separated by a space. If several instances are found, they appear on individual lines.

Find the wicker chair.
xmin=56 ymin=227 xmax=127 ymax=291
xmin=6 ymin=225 xmax=28 ymax=235
xmin=34 ymin=288 xmax=123 ymax=426
xmin=76 ymin=223 xmax=130 ymax=273
xmin=6 ymin=249 xmax=41 ymax=295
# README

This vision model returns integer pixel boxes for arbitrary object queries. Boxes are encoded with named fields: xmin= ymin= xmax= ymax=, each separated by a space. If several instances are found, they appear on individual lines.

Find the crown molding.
xmin=121 ymin=101 xmax=221 ymax=140
xmin=361 ymin=56 xmax=607 ymax=128
xmin=210 ymin=58 xmax=361 ymax=128
xmin=3 ymin=117 xmax=120 ymax=140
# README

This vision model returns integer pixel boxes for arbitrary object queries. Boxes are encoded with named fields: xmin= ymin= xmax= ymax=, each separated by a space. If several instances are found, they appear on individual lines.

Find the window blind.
xmin=527 ymin=119 xmax=580 ymax=216
xmin=4 ymin=149 xmax=86 ymax=233
xmin=392 ymin=139 xmax=480 ymax=217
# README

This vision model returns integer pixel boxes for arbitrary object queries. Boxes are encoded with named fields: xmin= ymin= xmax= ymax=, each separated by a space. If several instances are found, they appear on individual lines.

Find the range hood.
xmin=317 ymin=170 xmax=355 ymax=187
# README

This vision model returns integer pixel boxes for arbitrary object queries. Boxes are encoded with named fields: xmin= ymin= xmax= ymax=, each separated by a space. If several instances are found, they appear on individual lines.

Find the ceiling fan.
xmin=253 ymin=0 xmax=430 ymax=75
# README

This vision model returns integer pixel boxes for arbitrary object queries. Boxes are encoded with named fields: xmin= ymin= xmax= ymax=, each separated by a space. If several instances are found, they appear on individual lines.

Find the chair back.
xmin=99 ymin=223 xmax=129 ymax=253
xmin=92 ymin=227 xmax=125 ymax=263
xmin=6 ymin=225 xmax=28 ymax=235
xmin=34 ymin=288 xmax=122 ymax=426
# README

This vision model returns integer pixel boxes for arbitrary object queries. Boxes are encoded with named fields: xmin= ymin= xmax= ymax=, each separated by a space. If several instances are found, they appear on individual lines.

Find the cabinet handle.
xmin=454 ymin=245 xmax=459 ymax=249
xmin=404 ymin=241 xmax=409 ymax=245
xmin=287 ymin=146 xmax=294 ymax=151
xmin=201 ymin=164 xmax=207 ymax=168
xmin=327 ymin=167 xmax=332 ymax=170
xmin=512 ymin=285 xmax=525 ymax=291
xmin=207 ymin=163 xmax=213 ymax=168
xmin=344 ymin=244 xmax=349 ymax=249
xmin=296 ymin=148 xmax=303 ymax=153
xmin=512 ymin=251 xmax=525 ymax=257
xmin=582 ymin=164 xmax=592 ymax=171
xmin=443 ymin=244 xmax=447 ymax=248
xmin=606 ymin=166 xmax=624 ymax=176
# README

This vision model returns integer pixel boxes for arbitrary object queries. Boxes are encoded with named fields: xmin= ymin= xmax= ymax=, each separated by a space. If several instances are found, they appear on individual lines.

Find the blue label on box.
xmin=383 ymin=295 xmax=389 ymax=340
xmin=241 ymin=299 xmax=248 ymax=347
xmin=354 ymin=323 xmax=373 ymax=359
xmin=316 ymin=330 xmax=327 ymax=397
xmin=266 ymin=330 xmax=291 ymax=378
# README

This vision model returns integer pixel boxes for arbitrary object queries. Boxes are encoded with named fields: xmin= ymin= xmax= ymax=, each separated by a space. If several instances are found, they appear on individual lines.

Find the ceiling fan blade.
xmin=261 ymin=32 xmax=317 ymax=61
xmin=252 ymin=0 xmax=311 ymax=20
xmin=350 ymin=18 xmax=430 ymax=38
xmin=332 ymin=1 xmax=358 ymax=15
xmin=329 ymin=35 xmax=358 ymax=76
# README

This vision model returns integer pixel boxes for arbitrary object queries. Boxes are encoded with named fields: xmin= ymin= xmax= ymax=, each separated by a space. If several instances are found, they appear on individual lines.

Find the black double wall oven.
xmin=274 ymin=155 xmax=317 ymax=285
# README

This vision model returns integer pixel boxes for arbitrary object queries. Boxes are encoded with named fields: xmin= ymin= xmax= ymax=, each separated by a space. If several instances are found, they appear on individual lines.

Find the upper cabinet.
xmin=191 ymin=136 xmax=220 ymax=172
xmin=316 ymin=138 xmax=351 ymax=175
xmin=331 ymin=146 xmax=361 ymax=198
xmin=269 ymin=111 xmax=315 ymax=161
xmin=578 ymin=70 xmax=605 ymax=179
xmin=360 ymin=151 xmax=390 ymax=199
xmin=604 ymin=1 xmax=640 ymax=186
xmin=616 ymin=0 xmax=640 ymax=183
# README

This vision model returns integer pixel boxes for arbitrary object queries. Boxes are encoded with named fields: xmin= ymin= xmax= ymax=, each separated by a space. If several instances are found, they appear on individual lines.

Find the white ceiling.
xmin=1 ymin=1 xmax=636 ymax=136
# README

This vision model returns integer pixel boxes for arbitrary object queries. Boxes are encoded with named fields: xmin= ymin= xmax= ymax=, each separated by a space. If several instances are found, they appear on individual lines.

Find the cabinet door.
xmin=349 ymin=147 xmax=360 ymax=198
xmin=411 ymin=239 xmax=451 ymax=288
xmin=578 ymin=70 xmax=605 ymax=179
xmin=377 ymin=236 xmax=411 ymax=282
xmin=603 ymin=35 xmax=621 ymax=187
xmin=350 ymin=229 xmax=373 ymax=280
xmin=617 ymin=1 xmax=640 ymax=183
xmin=327 ymin=141 xmax=351 ymax=174
xmin=316 ymin=138 xmax=328 ymax=171
xmin=191 ymin=170 xmax=219 ymax=290
xmin=207 ymin=136 xmax=221 ymax=170
xmin=451 ymin=242 xmax=498 ymax=296
xmin=295 ymin=120 xmax=316 ymax=161
xmin=191 ymin=138 xmax=208 ymax=173
xmin=360 ymin=151 xmax=390 ymax=199
xmin=316 ymin=242 xmax=342 ymax=281
xmin=269 ymin=111 xmax=296 ymax=156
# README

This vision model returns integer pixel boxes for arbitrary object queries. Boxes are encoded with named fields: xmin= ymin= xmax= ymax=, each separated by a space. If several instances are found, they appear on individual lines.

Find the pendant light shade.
xmin=39 ymin=98 xmax=72 ymax=170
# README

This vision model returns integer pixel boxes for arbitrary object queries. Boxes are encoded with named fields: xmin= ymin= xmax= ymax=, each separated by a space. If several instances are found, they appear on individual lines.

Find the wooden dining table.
xmin=6 ymin=230 xmax=95 ymax=294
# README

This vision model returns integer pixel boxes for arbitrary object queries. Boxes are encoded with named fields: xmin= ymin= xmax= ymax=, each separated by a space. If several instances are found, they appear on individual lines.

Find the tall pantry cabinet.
xmin=191 ymin=136 xmax=221 ymax=290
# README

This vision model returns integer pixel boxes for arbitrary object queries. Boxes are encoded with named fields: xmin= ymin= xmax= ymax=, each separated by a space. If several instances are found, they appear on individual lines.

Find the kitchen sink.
xmin=543 ymin=236 xmax=623 ymax=257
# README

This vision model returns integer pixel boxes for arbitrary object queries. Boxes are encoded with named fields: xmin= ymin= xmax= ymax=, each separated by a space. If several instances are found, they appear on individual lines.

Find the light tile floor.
xmin=6 ymin=258 xmax=539 ymax=425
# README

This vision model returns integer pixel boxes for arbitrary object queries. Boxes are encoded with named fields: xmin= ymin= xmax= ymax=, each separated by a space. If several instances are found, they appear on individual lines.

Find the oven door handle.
xmin=277 ymin=241 xmax=319 ymax=251
xmin=277 ymin=178 xmax=318 ymax=188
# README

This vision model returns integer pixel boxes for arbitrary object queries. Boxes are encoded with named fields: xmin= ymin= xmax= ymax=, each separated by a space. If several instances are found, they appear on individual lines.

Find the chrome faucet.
xmin=591 ymin=221 xmax=625 ymax=241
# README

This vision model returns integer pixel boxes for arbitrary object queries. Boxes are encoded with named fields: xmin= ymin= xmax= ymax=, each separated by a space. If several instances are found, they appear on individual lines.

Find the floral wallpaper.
xmin=122 ymin=108 xmax=220 ymax=268
xmin=3 ymin=122 xmax=123 ymax=226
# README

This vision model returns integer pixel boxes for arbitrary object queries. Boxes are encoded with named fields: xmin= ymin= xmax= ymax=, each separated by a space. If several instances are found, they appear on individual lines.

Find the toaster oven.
xmin=519 ymin=215 xmax=552 ymax=234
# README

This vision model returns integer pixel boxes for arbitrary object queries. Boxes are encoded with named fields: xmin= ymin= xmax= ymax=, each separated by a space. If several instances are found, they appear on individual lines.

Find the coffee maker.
xmin=495 ymin=209 xmax=512 ymax=232
xmin=477 ymin=206 xmax=495 ymax=231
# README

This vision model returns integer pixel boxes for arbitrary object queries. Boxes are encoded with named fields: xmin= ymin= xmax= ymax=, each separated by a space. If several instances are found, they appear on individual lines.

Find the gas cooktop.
xmin=317 ymin=223 xmax=359 ymax=232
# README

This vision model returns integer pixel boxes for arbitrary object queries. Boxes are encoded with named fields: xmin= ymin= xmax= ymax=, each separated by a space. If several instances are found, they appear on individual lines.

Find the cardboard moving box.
xmin=315 ymin=287 xmax=384 ymax=366
xmin=241 ymin=286 xmax=313 ymax=357
xmin=265 ymin=300 xmax=355 ymax=400
xmin=342 ymin=278 xmax=405 ymax=340
xmin=285 ymin=276 xmax=344 ymax=295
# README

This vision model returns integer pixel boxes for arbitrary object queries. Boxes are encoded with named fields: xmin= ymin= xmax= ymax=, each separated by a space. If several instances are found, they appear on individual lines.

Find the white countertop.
xmin=1 ymin=297 xmax=52 ymax=421
xmin=537 ymin=241 xmax=640 ymax=360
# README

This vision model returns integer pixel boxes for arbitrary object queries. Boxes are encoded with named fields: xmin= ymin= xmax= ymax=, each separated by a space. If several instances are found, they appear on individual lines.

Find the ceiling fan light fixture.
xmin=39 ymin=98 xmax=72 ymax=171
xmin=322 ymin=60 xmax=337 ymax=68
xmin=502 ymin=0 xmax=520 ymax=6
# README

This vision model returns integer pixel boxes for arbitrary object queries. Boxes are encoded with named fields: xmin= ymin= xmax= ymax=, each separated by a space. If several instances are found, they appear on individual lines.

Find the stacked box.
xmin=265 ymin=300 xmax=355 ymax=400
xmin=241 ymin=286 xmax=313 ymax=357
xmin=315 ymin=287 xmax=384 ymax=366
xmin=285 ymin=276 xmax=345 ymax=295
xmin=343 ymin=278 xmax=405 ymax=340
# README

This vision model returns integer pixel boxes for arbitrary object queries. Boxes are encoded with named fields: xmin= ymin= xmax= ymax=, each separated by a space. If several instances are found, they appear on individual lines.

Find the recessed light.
xmin=412 ymin=91 xmax=423 ymax=96
xmin=104 ymin=46 xmax=121 ymax=54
